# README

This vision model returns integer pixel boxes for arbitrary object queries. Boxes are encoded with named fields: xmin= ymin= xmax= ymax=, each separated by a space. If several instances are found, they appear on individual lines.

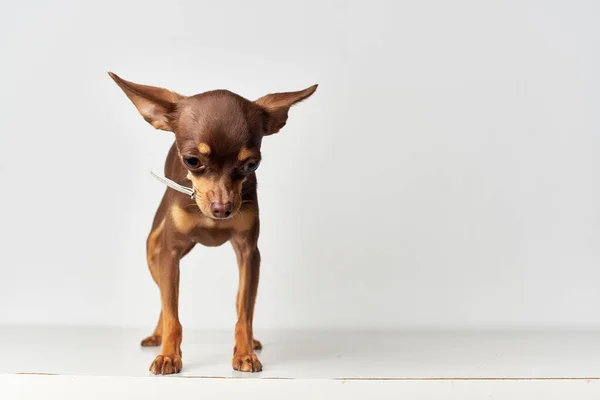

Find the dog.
xmin=108 ymin=72 xmax=317 ymax=375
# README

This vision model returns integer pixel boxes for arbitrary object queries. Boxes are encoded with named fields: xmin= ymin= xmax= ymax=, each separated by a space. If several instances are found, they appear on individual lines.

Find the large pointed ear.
xmin=108 ymin=72 xmax=184 ymax=131
xmin=255 ymin=84 xmax=318 ymax=135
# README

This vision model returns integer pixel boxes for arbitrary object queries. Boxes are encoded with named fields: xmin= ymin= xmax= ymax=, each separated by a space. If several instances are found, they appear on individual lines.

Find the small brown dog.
xmin=108 ymin=72 xmax=317 ymax=375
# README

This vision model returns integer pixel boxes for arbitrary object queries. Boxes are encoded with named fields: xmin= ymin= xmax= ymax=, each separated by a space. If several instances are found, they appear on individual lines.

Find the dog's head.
xmin=109 ymin=72 xmax=317 ymax=219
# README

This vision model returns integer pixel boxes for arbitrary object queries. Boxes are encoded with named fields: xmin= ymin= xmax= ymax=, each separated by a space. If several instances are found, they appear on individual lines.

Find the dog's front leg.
xmin=231 ymin=234 xmax=262 ymax=372
xmin=149 ymin=248 xmax=183 ymax=375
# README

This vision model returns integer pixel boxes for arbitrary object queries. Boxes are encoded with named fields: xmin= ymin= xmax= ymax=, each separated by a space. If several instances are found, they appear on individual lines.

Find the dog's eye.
xmin=183 ymin=157 xmax=204 ymax=170
xmin=243 ymin=160 xmax=260 ymax=173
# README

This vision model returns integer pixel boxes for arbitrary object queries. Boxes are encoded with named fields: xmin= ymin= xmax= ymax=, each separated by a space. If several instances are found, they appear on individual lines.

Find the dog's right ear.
xmin=108 ymin=72 xmax=183 ymax=131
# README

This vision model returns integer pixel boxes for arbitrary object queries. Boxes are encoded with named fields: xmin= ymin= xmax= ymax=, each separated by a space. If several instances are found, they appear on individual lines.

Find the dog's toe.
xmin=232 ymin=353 xmax=262 ymax=372
xmin=141 ymin=335 xmax=162 ymax=347
xmin=149 ymin=354 xmax=182 ymax=375
xmin=253 ymin=338 xmax=263 ymax=351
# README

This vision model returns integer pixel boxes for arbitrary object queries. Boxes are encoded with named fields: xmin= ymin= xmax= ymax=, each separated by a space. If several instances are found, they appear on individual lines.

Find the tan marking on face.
xmin=186 ymin=172 xmax=248 ymax=221
xmin=187 ymin=175 xmax=213 ymax=216
xmin=237 ymin=147 xmax=253 ymax=161
xmin=197 ymin=142 xmax=211 ymax=155
xmin=170 ymin=204 xmax=198 ymax=233
xmin=188 ymin=175 xmax=210 ymax=191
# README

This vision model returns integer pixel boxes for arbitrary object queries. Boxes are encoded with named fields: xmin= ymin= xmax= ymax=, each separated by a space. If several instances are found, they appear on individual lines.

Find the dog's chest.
xmin=189 ymin=227 xmax=233 ymax=247
xmin=169 ymin=204 xmax=256 ymax=247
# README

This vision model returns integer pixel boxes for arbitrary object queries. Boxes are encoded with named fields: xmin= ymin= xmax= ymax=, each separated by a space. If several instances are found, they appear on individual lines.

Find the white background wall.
xmin=0 ymin=0 xmax=599 ymax=331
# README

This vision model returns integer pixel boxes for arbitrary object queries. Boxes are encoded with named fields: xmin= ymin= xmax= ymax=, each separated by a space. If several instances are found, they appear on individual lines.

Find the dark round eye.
xmin=243 ymin=160 xmax=260 ymax=173
xmin=183 ymin=156 xmax=204 ymax=170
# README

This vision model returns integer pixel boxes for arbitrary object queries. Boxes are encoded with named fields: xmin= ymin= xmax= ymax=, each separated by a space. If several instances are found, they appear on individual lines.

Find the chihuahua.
xmin=108 ymin=72 xmax=317 ymax=375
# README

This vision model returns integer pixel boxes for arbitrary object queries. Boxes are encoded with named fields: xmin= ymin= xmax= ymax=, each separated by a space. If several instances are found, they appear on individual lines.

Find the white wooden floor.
xmin=1 ymin=326 xmax=600 ymax=399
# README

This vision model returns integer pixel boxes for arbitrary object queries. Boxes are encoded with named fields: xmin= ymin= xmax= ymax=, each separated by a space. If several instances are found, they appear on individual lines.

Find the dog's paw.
xmin=232 ymin=352 xmax=262 ymax=372
xmin=141 ymin=335 xmax=161 ymax=347
xmin=149 ymin=354 xmax=182 ymax=375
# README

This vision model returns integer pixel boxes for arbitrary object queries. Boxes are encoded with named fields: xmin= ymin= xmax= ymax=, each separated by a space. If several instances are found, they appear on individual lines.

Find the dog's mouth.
xmin=207 ymin=214 xmax=235 ymax=221
xmin=198 ymin=207 xmax=240 ymax=221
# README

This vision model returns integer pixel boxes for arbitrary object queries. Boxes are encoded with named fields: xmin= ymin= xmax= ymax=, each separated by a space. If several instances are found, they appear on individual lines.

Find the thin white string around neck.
xmin=150 ymin=171 xmax=195 ymax=199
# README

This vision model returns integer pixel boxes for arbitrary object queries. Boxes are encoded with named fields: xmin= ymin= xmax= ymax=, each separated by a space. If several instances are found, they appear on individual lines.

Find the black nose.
xmin=210 ymin=202 xmax=233 ymax=218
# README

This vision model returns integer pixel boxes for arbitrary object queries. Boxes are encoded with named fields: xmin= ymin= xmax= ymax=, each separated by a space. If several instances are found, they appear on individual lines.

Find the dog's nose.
xmin=210 ymin=202 xmax=233 ymax=218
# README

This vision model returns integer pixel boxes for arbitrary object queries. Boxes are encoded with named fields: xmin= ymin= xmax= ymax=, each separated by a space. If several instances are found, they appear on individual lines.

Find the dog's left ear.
xmin=255 ymin=85 xmax=318 ymax=135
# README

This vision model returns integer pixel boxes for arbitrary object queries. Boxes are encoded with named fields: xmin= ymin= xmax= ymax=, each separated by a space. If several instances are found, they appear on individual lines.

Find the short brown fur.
xmin=108 ymin=72 xmax=317 ymax=374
